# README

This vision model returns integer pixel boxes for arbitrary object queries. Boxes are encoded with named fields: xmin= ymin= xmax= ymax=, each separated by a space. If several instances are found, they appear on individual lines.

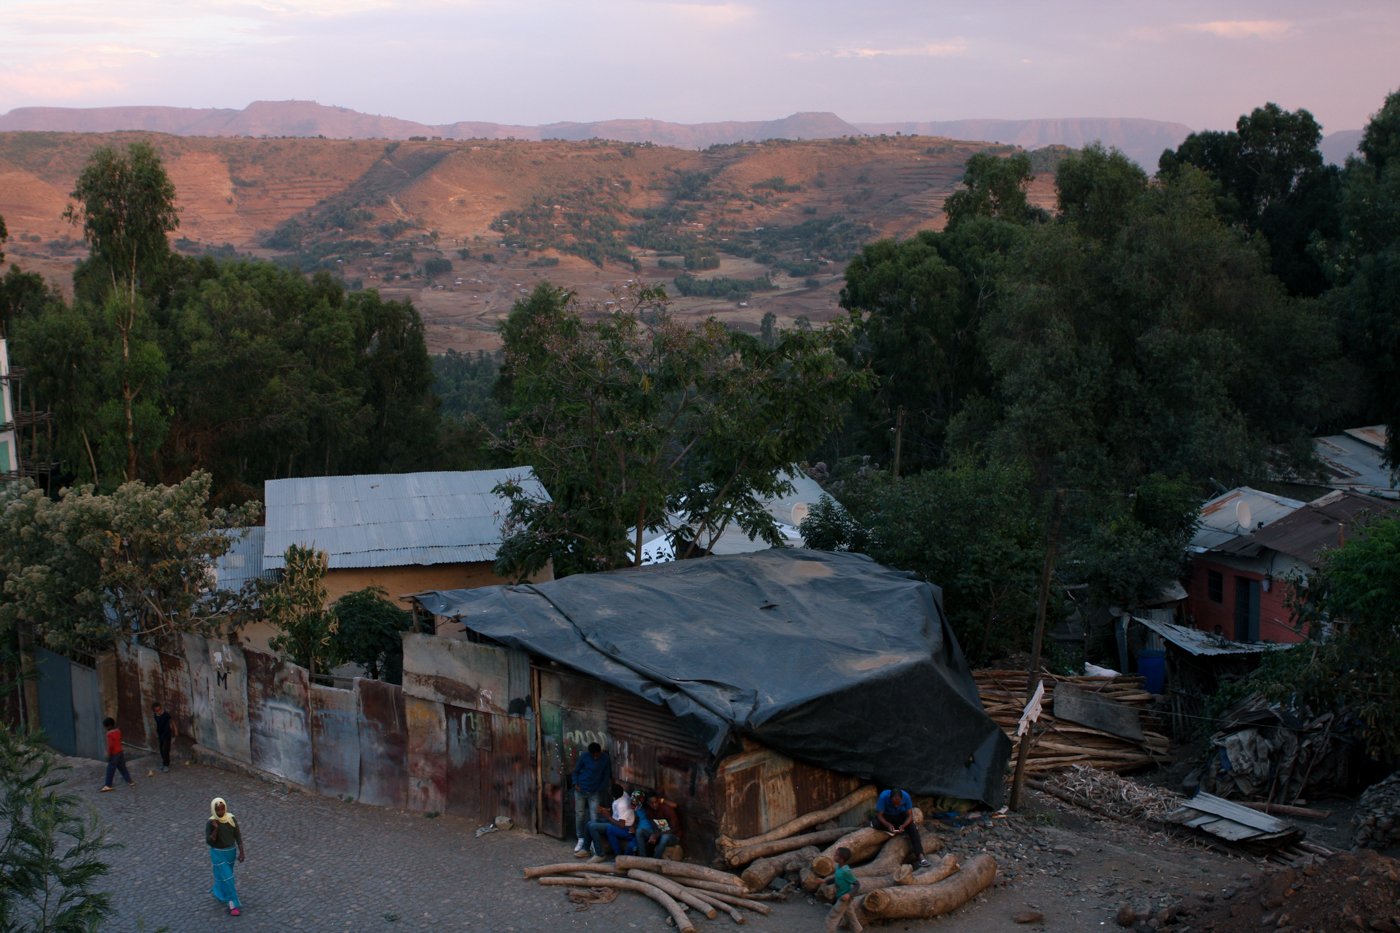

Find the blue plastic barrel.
xmin=1137 ymin=649 xmax=1166 ymax=694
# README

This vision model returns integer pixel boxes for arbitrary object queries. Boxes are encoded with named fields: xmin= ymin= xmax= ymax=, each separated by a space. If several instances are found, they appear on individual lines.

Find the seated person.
xmin=588 ymin=783 xmax=635 ymax=862
xmin=639 ymin=790 xmax=681 ymax=859
xmin=872 ymin=787 xmax=929 ymax=868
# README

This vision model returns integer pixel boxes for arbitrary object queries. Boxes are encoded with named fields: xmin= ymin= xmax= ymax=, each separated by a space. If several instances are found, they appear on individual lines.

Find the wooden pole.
xmin=1010 ymin=488 xmax=1063 ymax=811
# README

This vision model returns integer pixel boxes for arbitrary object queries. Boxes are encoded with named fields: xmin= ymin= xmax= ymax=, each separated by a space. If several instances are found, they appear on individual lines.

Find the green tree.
xmin=493 ymin=283 xmax=863 ymax=577
xmin=329 ymin=588 xmax=413 ymax=683
xmin=0 ymin=472 xmax=259 ymax=656
xmin=0 ymin=729 xmax=116 ymax=932
xmin=64 ymin=143 xmax=179 ymax=481
xmin=943 ymin=152 xmax=1046 ymax=230
xmin=1268 ymin=516 xmax=1400 ymax=759
xmin=261 ymin=545 xmax=337 ymax=676
xmin=1331 ymin=91 xmax=1400 ymax=470
xmin=1160 ymin=103 xmax=1340 ymax=296
xmin=64 ymin=142 xmax=179 ymax=309
xmin=799 ymin=462 xmax=1044 ymax=663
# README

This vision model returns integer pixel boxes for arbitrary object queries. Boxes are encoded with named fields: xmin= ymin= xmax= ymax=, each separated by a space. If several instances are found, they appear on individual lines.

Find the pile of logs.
xmin=976 ymin=670 xmax=1171 ymax=774
xmin=523 ymin=785 xmax=997 ymax=928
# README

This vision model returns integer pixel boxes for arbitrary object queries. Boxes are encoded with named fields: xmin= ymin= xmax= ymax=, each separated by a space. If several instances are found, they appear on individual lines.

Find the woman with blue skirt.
xmin=206 ymin=797 xmax=246 ymax=916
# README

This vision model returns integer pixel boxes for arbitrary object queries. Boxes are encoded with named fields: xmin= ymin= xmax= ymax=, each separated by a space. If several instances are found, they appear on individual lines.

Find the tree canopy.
xmin=492 ymin=283 xmax=865 ymax=577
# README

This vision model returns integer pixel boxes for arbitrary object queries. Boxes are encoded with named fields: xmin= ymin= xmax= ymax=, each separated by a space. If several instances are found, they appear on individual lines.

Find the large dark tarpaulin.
xmin=415 ymin=549 xmax=1011 ymax=806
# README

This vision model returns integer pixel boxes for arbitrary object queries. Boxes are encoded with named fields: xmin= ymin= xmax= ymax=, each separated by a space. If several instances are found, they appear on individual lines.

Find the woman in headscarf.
xmin=206 ymin=797 xmax=246 ymax=916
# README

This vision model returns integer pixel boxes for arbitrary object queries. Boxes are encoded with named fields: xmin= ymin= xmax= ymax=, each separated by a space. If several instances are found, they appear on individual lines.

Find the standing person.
xmin=639 ymin=790 xmax=681 ymax=859
xmin=152 ymin=702 xmax=175 ymax=772
xmin=822 ymin=846 xmax=864 ymax=933
xmin=872 ymin=787 xmax=929 ymax=868
xmin=206 ymin=797 xmax=246 ymax=916
xmin=570 ymin=741 xmax=611 ymax=857
xmin=99 ymin=717 xmax=134 ymax=792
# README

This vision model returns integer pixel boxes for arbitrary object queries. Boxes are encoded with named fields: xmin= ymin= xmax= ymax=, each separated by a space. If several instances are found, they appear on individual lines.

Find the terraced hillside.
xmin=0 ymin=131 xmax=1058 ymax=352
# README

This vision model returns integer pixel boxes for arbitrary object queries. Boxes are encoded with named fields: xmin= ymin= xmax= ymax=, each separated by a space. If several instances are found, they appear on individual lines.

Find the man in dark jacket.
xmin=570 ymin=742 xmax=611 ymax=856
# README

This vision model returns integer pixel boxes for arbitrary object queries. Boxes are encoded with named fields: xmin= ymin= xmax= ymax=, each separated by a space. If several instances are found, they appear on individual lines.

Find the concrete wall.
xmin=1186 ymin=557 xmax=1301 ymax=644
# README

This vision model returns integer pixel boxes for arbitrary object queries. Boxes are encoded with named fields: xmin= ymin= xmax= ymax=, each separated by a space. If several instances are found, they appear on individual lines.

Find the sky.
xmin=2 ymin=0 xmax=1397 ymax=134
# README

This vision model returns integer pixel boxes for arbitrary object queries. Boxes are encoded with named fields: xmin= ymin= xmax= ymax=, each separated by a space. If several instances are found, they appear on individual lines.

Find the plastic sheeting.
xmin=415 ymin=548 xmax=1011 ymax=806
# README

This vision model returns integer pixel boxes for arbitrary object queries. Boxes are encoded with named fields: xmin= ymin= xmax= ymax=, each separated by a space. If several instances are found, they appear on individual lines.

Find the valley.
xmin=0 ymin=131 xmax=1059 ymax=352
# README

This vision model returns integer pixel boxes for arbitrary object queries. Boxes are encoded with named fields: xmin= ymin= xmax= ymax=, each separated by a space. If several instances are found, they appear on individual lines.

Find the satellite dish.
xmin=1235 ymin=500 xmax=1253 ymax=531
xmin=791 ymin=502 xmax=810 ymax=526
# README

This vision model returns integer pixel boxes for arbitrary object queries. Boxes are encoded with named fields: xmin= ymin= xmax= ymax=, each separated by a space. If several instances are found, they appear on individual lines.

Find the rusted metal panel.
xmin=714 ymin=744 xmax=863 ymax=841
xmin=405 ymin=695 xmax=447 ymax=813
xmin=245 ymin=650 xmax=313 ymax=786
xmin=443 ymin=705 xmax=536 ymax=827
xmin=538 ymin=698 xmax=565 ymax=838
xmin=445 ymin=705 xmax=491 ymax=818
xmin=181 ymin=634 xmax=250 ymax=763
xmin=490 ymin=713 xmax=536 ymax=828
xmin=310 ymin=683 xmax=360 ymax=799
xmin=156 ymin=649 xmax=193 ymax=745
xmin=401 ymin=633 xmax=528 ymax=714
xmin=356 ymin=678 xmax=407 ymax=808
xmin=114 ymin=642 xmax=152 ymax=749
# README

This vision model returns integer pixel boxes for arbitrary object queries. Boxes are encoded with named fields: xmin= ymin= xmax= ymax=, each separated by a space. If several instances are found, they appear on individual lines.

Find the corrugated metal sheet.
xmin=356 ymin=678 xmax=408 ymax=808
xmin=1248 ymin=491 xmax=1400 ymax=564
xmin=1131 ymin=614 xmax=1293 ymax=657
xmin=1314 ymin=427 xmax=1397 ymax=497
xmin=263 ymin=468 xmax=549 ymax=570
xmin=310 ymin=683 xmax=360 ymax=799
xmin=245 ymin=651 xmax=313 ymax=786
xmin=212 ymin=526 xmax=273 ymax=592
xmin=1189 ymin=487 xmax=1306 ymax=554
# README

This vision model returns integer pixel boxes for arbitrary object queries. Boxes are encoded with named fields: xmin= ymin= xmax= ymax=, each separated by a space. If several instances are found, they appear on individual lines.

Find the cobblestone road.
xmin=60 ymin=749 xmax=831 ymax=933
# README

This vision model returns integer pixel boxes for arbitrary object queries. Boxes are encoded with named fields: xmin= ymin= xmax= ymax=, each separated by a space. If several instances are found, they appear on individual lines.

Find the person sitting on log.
xmin=640 ymin=790 xmax=681 ymax=860
xmin=588 ymin=783 xmax=636 ymax=862
xmin=873 ymin=787 xmax=930 ymax=868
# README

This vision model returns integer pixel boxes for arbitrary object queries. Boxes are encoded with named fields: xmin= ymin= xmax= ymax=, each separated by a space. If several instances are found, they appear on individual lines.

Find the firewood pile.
xmin=1032 ymin=764 xmax=1184 ymax=823
xmin=524 ymin=785 xmax=998 ymax=927
xmin=1354 ymin=772 xmax=1400 ymax=851
xmin=975 ymin=669 xmax=1171 ymax=774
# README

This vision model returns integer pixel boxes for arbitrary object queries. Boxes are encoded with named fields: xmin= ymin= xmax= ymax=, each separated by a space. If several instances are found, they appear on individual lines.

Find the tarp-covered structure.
xmin=414 ymin=548 xmax=1012 ymax=806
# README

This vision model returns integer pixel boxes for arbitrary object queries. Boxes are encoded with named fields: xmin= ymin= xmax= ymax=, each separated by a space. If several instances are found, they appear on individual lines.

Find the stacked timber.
xmin=527 ymin=786 xmax=997 ymax=926
xmin=975 ymin=669 xmax=1170 ymax=774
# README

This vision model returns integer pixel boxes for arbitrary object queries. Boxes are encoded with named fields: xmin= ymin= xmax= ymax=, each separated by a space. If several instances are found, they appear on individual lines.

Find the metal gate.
xmin=34 ymin=647 xmax=103 ymax=759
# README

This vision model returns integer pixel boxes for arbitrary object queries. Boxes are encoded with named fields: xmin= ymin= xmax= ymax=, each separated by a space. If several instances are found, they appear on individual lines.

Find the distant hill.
xmin=2 ymin=130 xmax=1060 ymax=353
xmin=1 ymin=101 xmax=1204 ymax=166
xmin=1321 ymin=129 xmax=1363 ymax=166
xmin=855 ymin=118 xmax=1194 ymax=171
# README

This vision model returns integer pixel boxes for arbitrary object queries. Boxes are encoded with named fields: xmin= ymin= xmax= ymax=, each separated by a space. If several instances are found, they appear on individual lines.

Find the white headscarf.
xmin=210 ymin=797 xmax=237 ymax=827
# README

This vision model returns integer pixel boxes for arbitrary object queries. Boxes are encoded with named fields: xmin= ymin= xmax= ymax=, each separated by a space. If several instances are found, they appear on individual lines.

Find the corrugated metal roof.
xmin=211 ymin=526 xmax=273 ymax=592
xmin=1188 ymin=487 xmax=1305 ymax=554
xmin=263 ymin=468 xmax=548 ymax=570
xmin=1131 ymin=614 xmax=1292 ymax=657
xmin=1315 ymin=426 xmax=1397 ymax=498
xmin=633 ymin=467 xmax=828 ymax=565
xmin=1246 ymin=490 xmax=1400 ymax=565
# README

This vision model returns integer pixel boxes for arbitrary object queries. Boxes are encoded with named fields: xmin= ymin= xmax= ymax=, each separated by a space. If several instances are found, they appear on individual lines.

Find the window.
xmin=1207 ymin=569 xmax=1223 ymax=603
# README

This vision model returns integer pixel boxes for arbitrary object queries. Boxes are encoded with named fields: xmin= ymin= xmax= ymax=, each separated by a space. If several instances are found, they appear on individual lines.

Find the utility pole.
xmin=1009 ymin=488 xmax=1064 ymax=810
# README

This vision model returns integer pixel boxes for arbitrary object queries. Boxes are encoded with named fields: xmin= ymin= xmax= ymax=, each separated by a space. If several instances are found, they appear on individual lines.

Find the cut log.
xmin=740 ymin=844 xmax=820 ymax=890
xmin=718 ymin=786 xmax=877 ymax=853
xmin=523 ymin=861 xmax=619 ymax=879
xmin=625 ymin=869 xmax=719 ymax=919
xmin=687 ymin=888 xmax=774 ymax=916
xmin=856 ymin=853 xmax=997 ymax=922
xmin=688 ymin=890 xmax=746 ymax=924
xmin=613 ymin=855 xmax=747 ymax=891
xmin=810 ymin=817 xmax=921 ymax=878
xmin=538 ymin=874 xmax=695 ymax=932
xmin=897 ymin=853 xmax=960 ymax=885
xmin=817 ymin=869 xmax=908 ymax=903
xmin=723 ymin=826 xmax=849 ymax=867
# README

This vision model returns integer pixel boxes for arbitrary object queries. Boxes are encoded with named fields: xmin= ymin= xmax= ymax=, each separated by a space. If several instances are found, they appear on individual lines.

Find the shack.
xmin=409 ymin=548 xmax=1011 ymax=858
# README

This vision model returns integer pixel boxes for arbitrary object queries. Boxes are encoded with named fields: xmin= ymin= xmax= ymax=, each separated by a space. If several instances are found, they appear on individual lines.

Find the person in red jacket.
xmin=100 ymin=717 xmax=134 ymax=792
